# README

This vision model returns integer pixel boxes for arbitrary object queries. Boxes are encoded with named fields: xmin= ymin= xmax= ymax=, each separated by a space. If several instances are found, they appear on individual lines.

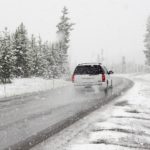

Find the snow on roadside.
xmin=65 ymin=74 xmax=150 ymax=150
xmin=0 ymin=77 xmax=71 ymax=99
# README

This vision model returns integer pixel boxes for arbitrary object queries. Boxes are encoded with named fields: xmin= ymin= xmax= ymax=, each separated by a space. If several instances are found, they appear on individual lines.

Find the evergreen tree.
xmin=42 ymin=42 xmax=61 ymax=78
xmin=0 ymin=28 xmax=13 ymax=83
xmin=28 ymin=34 xmax=43 ymax=76
xmin=42 ymin=41 xmax=52 ymax=78
xmin=29 ymin=34 xmax=37 ymax=75
xmin=12 ymin=23 xmax=30 ymax=77
xmin=144 ymin=16 xmax=150 ymax=65
xmin=35 ymin=35 xmax=45 ymax=76
xmin=50 ymin=43 xmax=61 ymax=78
xmin=56 ymin=6 xmax=74 ymax=76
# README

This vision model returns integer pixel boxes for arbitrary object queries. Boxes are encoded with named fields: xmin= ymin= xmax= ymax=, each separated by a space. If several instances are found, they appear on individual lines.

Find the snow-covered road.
xmin=0 ymin=76 xmax=132 ymax=150
xmin=31 ymin=74 xmax=150 ymax=150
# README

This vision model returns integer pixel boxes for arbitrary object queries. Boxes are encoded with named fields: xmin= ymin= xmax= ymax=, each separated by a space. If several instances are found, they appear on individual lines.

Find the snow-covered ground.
xmin=67 ymin=74 xmax=150 ymax=150
xmin=0 ymin=77 xmax=71 ymax=99
xmin=32 ymin=73 xmax=150 ymax=150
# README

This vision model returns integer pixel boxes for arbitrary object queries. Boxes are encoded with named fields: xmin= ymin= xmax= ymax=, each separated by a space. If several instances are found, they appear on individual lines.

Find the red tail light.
xmin=102 ymin=74 xmax=105 ymax=82
xmin=72 ymin=74 xmax=75 ymax=82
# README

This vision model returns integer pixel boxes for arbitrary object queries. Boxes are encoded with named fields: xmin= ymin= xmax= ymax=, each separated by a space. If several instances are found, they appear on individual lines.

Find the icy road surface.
xmin=32 ymin=74 xmax=150 ymax=150
xmin=0 ymin=76 xmax=131 ymax=150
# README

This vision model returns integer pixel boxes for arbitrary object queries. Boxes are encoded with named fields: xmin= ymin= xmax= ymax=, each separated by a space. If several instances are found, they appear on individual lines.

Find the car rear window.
xmin=74 ymin=65 xmax=104 ymax=75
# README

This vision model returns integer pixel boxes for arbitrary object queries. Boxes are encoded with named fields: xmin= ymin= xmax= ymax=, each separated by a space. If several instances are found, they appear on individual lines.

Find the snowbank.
xmin=66 ymin=73 xmax=150 ymax=150
xmin=0 ymin=77 xmax=71 ymax=99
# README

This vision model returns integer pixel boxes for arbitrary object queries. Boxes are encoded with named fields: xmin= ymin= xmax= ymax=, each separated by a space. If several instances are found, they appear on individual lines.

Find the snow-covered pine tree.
xmin=12 ymin=23 xmax=30 ymax=77
xmin=144 ymin=16 xmax=150 ymax=65
xmin=29 ymin=34 xmax=44 ymax=76
xmin=35 ymin=35 xmax=46 ymax=76
xmin=56 ymin=6 xmax=74 ymax=76
xmin=42 ymin=41 xmax=53 ymax=78
xmin=28 ymin=34 xmax=37 ymax=76
xmin=51 ymin=43 xmax=61 ymax=78
xmin=51 ymin=42 xmax=63 ymax=78
xmin=0 ymin=28 xmax=13 ymax=83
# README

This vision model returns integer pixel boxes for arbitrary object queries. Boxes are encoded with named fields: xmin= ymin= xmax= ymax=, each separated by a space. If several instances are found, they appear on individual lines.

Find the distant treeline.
xmin=0 ymin=7 xmax=74 ymax=83
xmin=144 ymin=16 xmax=150 ymax=66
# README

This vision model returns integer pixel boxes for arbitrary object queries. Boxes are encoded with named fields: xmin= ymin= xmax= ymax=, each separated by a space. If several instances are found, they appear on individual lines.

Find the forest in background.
xmin=0 ymin=7 xmax=74 ymax=83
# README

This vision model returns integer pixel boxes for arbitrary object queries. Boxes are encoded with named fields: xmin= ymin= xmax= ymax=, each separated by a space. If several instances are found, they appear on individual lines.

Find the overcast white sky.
xmin=0 ymin=0 xmax=150 ymax=67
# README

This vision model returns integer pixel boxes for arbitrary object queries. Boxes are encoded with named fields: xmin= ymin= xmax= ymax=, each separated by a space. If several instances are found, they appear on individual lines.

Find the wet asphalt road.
xmin=0 ymin=77 xmax=133 ymax=150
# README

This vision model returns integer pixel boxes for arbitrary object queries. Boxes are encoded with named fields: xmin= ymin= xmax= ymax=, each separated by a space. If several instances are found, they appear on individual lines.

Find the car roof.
xmin=78 ymin=63 xmax=102 ymax=66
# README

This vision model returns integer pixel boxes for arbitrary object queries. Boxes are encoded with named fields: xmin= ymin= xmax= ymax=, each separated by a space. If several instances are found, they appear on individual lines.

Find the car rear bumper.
xmin=74 ymin=81 xmax=106 ymax=87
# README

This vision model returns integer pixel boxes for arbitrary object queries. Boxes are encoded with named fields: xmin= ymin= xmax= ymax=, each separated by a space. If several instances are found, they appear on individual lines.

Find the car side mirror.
xmin=108 ymin=70 xmax=114 ymax=74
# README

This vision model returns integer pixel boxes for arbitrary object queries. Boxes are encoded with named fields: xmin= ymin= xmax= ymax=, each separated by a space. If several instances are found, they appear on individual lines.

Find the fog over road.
xmin=0 ymin=77 xmax=132 ymax=150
